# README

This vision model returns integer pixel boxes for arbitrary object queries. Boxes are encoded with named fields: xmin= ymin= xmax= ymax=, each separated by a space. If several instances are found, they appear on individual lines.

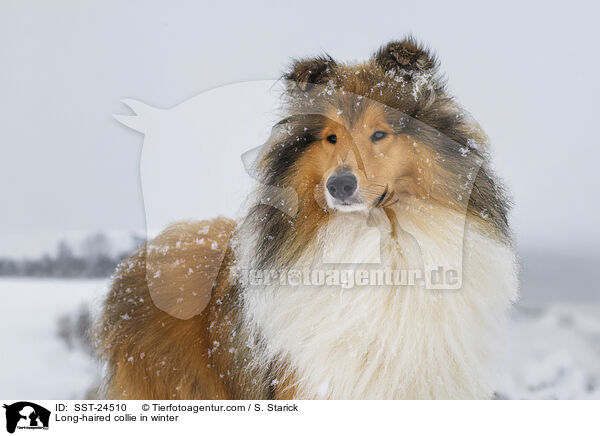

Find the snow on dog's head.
xmin=237 ymin=39 xmax=510 ymax=289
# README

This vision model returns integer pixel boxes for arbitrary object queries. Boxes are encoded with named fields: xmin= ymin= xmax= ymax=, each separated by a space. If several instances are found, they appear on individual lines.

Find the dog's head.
xmin=247 ymin=38 xmax=510 ymax=267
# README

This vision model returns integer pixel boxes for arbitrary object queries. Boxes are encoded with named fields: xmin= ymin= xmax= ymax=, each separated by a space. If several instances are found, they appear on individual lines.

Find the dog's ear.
xmin=374 ymin=37 xmax=437 ymax=73
xmin=283 ymin=55 xmax=337 ymax=92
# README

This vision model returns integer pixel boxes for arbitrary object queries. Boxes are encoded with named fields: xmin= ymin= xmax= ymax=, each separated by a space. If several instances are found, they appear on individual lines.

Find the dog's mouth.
xmin=325 ymin=185 xmax=394 ymax=212
xmin=325 ymin=191 xmax=367 ymax=212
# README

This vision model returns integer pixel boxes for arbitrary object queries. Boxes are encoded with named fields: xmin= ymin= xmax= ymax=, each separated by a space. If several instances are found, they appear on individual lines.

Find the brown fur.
xmin=98 ymin=218 xmax=248 ymax=398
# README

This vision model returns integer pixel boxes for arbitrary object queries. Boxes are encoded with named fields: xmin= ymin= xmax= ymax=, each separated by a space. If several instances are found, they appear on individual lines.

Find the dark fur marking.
xmin=374 ymin=36 xmax=438 ymax=72
xmin=284 ymin=55 xmax=337 ymax=91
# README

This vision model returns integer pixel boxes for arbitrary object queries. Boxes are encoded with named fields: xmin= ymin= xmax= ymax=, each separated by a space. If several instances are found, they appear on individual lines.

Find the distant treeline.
xmin=0 ymin=233 xmax=145 ymax=278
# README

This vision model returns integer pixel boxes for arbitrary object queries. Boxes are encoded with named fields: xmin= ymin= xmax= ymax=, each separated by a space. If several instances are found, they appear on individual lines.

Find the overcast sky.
xmin=1 ymin=0 xmax=599 ymax=257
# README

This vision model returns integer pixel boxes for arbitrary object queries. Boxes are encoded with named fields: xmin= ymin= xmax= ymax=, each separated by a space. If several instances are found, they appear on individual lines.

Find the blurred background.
xmin=1 ymin=0 xmax=599 ymax=399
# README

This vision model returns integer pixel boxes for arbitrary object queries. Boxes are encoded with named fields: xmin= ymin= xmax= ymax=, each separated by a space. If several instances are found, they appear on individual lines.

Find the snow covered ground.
xmin=0 ymin=279 xmax=107 ymax=399
xmin=499 ymin=304 xmax=600 ymax=399
xmin=0 ymin=278 xmax=598 ymax=399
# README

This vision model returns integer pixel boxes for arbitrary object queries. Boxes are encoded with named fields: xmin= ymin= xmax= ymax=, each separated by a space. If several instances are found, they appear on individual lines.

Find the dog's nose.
xmin=326 ymin=172 xmax=358 ymax=201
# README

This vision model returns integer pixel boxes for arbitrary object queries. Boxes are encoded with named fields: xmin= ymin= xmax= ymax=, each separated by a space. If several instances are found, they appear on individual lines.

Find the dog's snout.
xmin=326 ymin=172 xmax=358 ymax=201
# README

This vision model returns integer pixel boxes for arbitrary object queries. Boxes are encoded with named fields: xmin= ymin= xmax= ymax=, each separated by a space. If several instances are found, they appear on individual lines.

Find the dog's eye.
xmin=371 ymin=131 xmax=388 ymax=142
xmin=326 ymin=134 xmax=337 ymax=144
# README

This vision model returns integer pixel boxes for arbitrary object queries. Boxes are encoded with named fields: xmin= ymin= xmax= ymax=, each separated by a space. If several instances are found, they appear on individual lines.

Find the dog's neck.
xmin=233 ymin=200 xmax=517 ymax=399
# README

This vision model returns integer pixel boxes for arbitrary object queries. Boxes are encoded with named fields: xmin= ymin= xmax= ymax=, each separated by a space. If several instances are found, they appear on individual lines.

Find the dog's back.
xmin=96 ymin=217 xmax=240 ymax=399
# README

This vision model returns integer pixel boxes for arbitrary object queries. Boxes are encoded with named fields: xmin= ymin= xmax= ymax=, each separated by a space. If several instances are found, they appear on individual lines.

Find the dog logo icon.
xmin=3 ymin=402 xmax=50 ymax=433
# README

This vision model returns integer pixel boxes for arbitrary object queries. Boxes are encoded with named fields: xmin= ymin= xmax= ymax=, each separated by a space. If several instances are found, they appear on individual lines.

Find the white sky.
xmin=1 ymin=0 xmax=599 ymax=257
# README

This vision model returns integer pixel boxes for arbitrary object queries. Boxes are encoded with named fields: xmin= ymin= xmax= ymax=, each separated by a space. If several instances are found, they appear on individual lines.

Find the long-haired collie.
xmin=97 ymin=38 xmax=518 ymax=400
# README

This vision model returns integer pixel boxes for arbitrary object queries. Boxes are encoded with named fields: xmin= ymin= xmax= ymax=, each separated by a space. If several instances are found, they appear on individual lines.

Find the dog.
xmin=96 ymin=37 xmax=518 ymax=399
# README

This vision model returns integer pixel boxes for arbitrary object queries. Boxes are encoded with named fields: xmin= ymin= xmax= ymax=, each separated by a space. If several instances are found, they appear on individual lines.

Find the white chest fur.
xmin=235 ymin=203 xmax=518 ymax=399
